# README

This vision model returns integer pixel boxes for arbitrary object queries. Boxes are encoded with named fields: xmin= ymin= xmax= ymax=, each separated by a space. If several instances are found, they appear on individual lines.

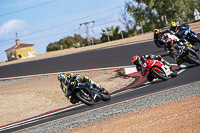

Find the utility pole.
xmin=80 ymin=21 xmax=95 ymax=45
xmin=102 ymin=28 xmax=111 ymax=42
xmin=121 ymin=31 xmax=124 ymax=39
xmin=140 ymin=21 xmax=144 ymax=34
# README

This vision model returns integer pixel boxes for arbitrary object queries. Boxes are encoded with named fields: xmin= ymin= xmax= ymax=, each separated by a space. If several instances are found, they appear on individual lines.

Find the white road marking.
xmin=0 ymin=104 xmax=84 ymax=132
xmin=101 ymin=40 xmax=153 ymax=50
xmin=0 ymin=65 xmax=134 ymax=80
xmin=0 ymin=64 xmax=186 ymax=131
xmin=124 ymin=67 xmax=137 ymax=75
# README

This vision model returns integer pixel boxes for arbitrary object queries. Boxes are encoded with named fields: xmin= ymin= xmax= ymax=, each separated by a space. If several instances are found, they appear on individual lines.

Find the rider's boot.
xmin=176 ymin=58 xmax=183 ymax=66
xmin=162 ymin=59 xmax=172 ymax=69
xmin=70 ymin=97 xmax=78 ymax=104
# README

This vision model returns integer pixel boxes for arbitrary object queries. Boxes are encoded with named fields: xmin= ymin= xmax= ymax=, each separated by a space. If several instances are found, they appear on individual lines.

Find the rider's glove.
xmin=155 ymin=54 xmax=162 ymax=60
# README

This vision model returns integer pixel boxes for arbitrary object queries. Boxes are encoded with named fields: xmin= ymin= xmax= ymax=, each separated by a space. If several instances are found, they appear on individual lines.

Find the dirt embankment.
xmin=0 ymin=69 xmax=134 ymax=126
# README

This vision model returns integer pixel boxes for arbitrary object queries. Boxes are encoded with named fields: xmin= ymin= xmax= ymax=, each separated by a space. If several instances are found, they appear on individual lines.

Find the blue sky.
xmin=0 ymin=0 xmax=128 ymax=62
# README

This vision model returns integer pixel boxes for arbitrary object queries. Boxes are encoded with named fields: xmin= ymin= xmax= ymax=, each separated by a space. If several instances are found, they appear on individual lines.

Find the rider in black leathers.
xmin=154 ymin=29 xmax=173 ymax=48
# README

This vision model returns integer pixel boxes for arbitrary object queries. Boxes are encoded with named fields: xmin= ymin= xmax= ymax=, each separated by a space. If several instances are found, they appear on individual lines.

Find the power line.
xmin=18 ymin=30 xmax=75 ymax=43
xmin=0 ymin=5 xmax=123 ymax=44
xmin=0 ymin=0 xmax=59 ymax=17
xmin=95 ymin=19 xmax=121 ymax=27
xmin=0 ymin=18 xmax=121 ymax=46
xmin=0 ymin=19 xmax=122 ymax=60
xmin=0 ymin=30 xmax=74 ymax=46
xmin=29 ymin=20 xmax=121 ymax=44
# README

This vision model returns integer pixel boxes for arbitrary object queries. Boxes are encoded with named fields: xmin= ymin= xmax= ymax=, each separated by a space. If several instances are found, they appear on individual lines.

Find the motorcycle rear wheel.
xmin=75 ymin=89 xmax=95 ymax=106
xmin=170 ymin=67 xmax=177 ymax=78
xmin=151 ymin=68 xmax=169 ymax=81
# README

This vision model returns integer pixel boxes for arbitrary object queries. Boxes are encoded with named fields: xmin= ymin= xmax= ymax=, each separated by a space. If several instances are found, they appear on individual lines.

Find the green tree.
xmin=126 ymin=1 xmax=163 ymax=32
xmin=46 ymin=42 xmax=60 ymax=52
xmin=46 ymin=34 xmax=88 ymax=52
xmin=73 ymin=34 xmax=88 ymax=47
xmin=124 ymin=0 xmax=200 ymax=33
xmin=120 ymin=7 xmax=136 ymax=36
xmin=134 ymin=0 xmax=199 ymax=25
xmin=100 ymin=26 xmax=122 ymax=43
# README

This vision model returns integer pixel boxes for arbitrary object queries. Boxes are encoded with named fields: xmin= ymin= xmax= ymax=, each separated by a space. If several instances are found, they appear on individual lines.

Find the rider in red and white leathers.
xmin=132 ymin=54 xmax=170 ymax=82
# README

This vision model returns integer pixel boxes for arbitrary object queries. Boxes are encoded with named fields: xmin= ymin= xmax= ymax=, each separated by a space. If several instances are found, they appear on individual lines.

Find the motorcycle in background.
xmin=172 ymin=44 xmax=200 ymax=66
xmin=176 ymin=26 xmax=200 ymax=45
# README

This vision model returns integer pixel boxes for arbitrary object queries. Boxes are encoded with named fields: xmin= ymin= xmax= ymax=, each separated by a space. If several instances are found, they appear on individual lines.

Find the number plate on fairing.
xmin=161 ymin=65 xmax=171 ymax=76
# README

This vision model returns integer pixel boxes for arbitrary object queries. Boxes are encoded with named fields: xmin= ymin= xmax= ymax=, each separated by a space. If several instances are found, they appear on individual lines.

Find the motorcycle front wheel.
xmin=186 ymin=51 xmax=200 ymax=65
xmin=191 ymin=35 xmax=200 ymax=44
xmin=151 ymin=68 xmax=169 ymax=81
xmin=100 ymin=89 xmax=111 ymax=101
xmin=75 ymin=89 xmax=95 ymax=106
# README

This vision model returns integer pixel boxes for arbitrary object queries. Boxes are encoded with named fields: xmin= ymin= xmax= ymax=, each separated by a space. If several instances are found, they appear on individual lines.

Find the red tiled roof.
xmin=5 ymin=43 xmax=34 ymax=52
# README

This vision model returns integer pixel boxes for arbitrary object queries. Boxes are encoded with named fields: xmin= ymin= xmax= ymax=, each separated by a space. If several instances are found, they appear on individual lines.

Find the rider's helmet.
xmin=171 ymin=22 xmax=178 ymax=32
xmin=132 ymin=55 xmax=141 ymax=66
xmin=58 ymin=73 xmax=67 ymax=82
xmin=165 ymin=38 xmax=174 ymax=48
xmin=154 ymin=29 xmax=160 ymax=35
xmin=132 ymin=55 xmax=143 ymax=72
xmin=154 ymin=29 xmax=161 ymax=38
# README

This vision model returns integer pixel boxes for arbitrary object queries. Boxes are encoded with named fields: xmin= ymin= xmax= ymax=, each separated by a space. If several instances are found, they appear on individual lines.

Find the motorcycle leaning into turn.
xmin=170 ymin=43 xmax=200 ymax=66
xmin=176 ymin=26 xmax=200 ymax=45
xmin=66 ymin=79 xmax=111 ymax=106
xmin=143 ymin=58 xmax=177 ymax=81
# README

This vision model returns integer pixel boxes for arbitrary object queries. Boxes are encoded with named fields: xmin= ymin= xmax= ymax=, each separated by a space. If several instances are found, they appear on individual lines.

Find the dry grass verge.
xmin=0 ymin=69 xmax=135 ymax=126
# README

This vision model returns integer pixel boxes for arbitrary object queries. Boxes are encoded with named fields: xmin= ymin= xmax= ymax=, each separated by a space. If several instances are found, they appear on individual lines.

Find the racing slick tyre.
xmin=186 ymin=51 xmax=200 ymax=65
xmin=151 ymin=68 xmax=169 ymax=81
xmin=191 ymin=35 xmax=200 ymax=44
xmin=170 ymin=67 xmax=177 ymax=78
xmin=100 ymin=89 xmax=111 ymax=101
xmin=75 ymin=89 xmax=95 ymax=106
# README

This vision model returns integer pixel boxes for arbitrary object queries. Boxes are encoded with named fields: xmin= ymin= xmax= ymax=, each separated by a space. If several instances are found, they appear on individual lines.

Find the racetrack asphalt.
xmin=0 ymin=40 xmax=200 ymax=132
xmin=0 ymin=40 xmax=194 ymax=78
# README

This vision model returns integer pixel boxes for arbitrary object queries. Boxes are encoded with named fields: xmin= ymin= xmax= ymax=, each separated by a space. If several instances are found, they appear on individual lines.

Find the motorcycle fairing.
xmin=76 ymin=82 xmax=102 ymax=102
xmin=147 ymin=59 xmax=171 ymax=77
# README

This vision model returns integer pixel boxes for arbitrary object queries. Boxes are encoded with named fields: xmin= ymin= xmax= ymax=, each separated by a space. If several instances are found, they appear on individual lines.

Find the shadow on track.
xmin=153 ymin=49 xmax=166 ymax=54
xmin=180 ymin=64 xmax=200 ymax=70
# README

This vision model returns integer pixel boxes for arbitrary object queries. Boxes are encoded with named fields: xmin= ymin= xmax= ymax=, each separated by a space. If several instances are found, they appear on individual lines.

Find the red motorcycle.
xmin=144 ymin=59 xmax=177 ymax=81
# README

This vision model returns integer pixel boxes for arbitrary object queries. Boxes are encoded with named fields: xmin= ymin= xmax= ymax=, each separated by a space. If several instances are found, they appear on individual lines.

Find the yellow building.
xmin=5 ymin=39 xmax=36 ymax=61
